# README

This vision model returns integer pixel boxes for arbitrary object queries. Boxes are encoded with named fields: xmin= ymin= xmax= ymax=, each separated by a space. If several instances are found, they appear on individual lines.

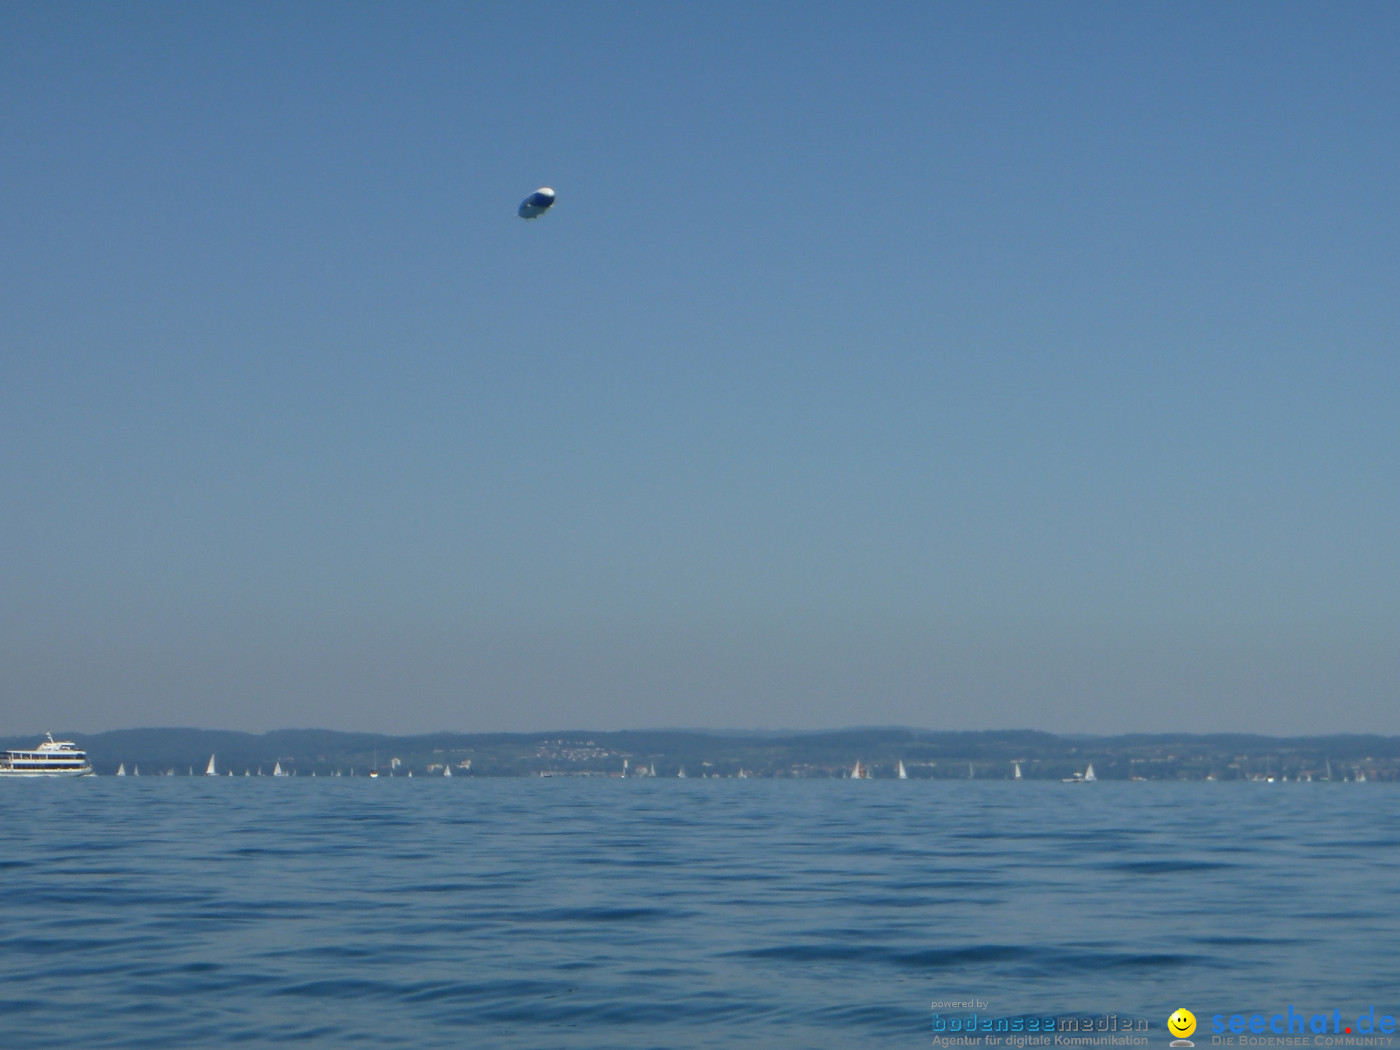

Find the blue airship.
xmin=517 ymin=187 xmax=556 ymax=219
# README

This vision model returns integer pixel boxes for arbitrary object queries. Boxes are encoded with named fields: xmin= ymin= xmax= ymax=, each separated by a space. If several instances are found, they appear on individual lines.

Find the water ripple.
xmin=1 ymin=780 xmax=1396 ymax=1049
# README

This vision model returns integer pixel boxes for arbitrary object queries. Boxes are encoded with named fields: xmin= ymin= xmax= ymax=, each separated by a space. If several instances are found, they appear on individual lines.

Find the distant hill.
xmin=3 ymin=727 xmax=1397 ymax=780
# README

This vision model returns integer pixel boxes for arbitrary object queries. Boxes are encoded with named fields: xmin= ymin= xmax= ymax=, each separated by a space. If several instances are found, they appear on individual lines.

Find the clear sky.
xmin=3 ymin=2 xmax=1397 ymax=735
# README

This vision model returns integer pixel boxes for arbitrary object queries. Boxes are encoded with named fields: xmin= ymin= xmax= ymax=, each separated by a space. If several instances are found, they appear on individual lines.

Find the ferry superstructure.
xmin=0 ymin=734 xmax=95 ymax=777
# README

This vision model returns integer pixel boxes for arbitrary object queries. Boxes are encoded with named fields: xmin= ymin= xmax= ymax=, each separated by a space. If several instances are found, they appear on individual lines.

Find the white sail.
xmin=1084 ymin=763 xmax=1097 ymax=782
xmin=897 ymin=760 xmax=908 ymax=779
xmin=1014 ymin=762 xmax=1022 ymax=780
xmin=677 ymin=767 xmax=686 ymax=778
xmin=116 ymin=763 xmax=126 ymax=776
xmin=443 ymin=763 xmax=453 ymax=777
xmin=205 ymin=754 xmax=217 ymax=776
xmin=273 ymin=761 xmax=285 ymax=777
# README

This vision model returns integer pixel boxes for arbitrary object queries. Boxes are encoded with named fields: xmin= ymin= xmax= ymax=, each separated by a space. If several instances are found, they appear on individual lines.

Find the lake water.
xmin=2 ymin=779 xmax=1396 ymax=1049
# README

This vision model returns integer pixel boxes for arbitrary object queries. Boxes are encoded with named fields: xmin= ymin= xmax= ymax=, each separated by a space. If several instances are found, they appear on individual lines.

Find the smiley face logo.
xmin=1168 ymin=1009 xmax=1197 ymax=1040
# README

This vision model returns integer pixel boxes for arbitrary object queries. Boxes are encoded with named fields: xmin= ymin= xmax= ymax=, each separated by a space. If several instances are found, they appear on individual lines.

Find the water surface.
xmin=2 ymin=779 xmax=1395 ymax=1048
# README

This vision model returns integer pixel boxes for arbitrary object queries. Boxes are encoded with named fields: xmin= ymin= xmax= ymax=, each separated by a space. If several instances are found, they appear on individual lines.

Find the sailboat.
xmin=677 ymin=767 xmax=686 ymax=778
xmin=1063 ymin=763 xmax=1097 ymax=783
xmin=968 ymin=763 xmax=975 ymax=779
xmin=132 ymin=765 xmax=140 ymax=776
xmin=273 ymin=761 xmax=287 ymax=777
xmin=116 ymin=762 xmax=126 ymax=776
xmin=1013 ymin=762 xmax=1023 ymax=780
xmin=1084 ymin=763 xmax=1096 ymax=782
xmin=897 ymin=760 xmax=908 ymax=780
xmin=205 ymin=754 xmax=217 ymax=776
xmin=850 ymin=760 xmax=870 ymax=779
xmin=443 ymin=763 xmax=452 ymax=777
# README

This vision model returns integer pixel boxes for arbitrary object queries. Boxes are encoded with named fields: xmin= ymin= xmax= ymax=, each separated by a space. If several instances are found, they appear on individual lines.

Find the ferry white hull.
xmin=1 ymin=734 xmax=95 ymax=777
xmin=0 ymin=767 xmax=94 ymax=777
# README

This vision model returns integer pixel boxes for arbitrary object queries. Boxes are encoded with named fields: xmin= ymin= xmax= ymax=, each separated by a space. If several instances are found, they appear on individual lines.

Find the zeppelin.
xmin=517 ymin=187 xmax=556 ymax=219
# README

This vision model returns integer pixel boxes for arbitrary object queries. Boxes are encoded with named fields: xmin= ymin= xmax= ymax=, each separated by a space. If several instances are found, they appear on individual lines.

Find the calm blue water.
xmin=2 ymin=780 xmax=1397 ymax=1049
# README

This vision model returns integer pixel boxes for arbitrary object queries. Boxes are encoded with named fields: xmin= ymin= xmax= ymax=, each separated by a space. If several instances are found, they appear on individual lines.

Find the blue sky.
xmin=3 ymin=2 xmax=1397 ymax=734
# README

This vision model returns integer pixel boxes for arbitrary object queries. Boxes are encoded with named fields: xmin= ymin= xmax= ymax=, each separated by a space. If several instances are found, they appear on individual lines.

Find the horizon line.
xmin=8 ymin=725 xmax=1400 ymax=743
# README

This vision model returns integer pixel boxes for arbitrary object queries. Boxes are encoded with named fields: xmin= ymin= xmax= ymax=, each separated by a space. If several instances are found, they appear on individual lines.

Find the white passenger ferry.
xmin=0 ymin=734 xmax=95 ymax=777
